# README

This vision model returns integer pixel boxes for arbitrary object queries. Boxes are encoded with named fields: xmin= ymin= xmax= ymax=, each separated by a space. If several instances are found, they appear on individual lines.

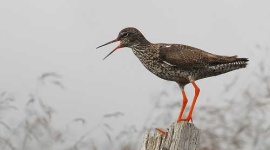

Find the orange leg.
xmin=184 ymin=81 xmax=200 ymax=121
xmin=177 ymin=88 xmax=188 ymax=122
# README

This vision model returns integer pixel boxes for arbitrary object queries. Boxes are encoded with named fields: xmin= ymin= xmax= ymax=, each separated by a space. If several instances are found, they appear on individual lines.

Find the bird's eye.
xmin=122 ymin=32 xmax=129 ymax=37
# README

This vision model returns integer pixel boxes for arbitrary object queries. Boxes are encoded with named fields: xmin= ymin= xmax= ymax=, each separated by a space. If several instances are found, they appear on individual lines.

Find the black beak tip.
xmin=96 ymin=45 xmax=102 ymax=49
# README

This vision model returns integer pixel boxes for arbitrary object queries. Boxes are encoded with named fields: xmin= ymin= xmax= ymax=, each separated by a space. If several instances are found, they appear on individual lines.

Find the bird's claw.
xmin=156 ymin=128 xmax=168 ymax=136
xmin=177 ymin=117 xmax=193 ymax=123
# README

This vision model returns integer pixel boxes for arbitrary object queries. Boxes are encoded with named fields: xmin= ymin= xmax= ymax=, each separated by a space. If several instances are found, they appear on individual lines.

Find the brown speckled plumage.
xmin=97 ymin=27 xmax=249 ymax=123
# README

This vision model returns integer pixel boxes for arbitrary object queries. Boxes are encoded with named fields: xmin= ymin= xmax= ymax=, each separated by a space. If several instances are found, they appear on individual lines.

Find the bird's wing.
xmin=158 ymin=44 xmax=238 ymax=70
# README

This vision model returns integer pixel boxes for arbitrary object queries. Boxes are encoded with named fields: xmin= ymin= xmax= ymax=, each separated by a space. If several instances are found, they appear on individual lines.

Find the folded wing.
xmin=159 ymin=44 xmax=248 ymax=70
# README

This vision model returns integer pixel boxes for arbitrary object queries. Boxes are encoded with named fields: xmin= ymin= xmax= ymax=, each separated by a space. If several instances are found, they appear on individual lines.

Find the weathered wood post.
xmin=141 ymin=122 xmax=200 ymax=150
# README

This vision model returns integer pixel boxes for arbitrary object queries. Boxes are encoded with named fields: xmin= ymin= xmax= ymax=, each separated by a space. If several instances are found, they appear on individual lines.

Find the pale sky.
xmin=0 ymin=0 xmax=269 ymax=149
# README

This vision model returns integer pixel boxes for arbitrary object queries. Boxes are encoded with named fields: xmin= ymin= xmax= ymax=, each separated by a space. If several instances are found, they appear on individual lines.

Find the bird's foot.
xmin=177 ymin=116 xmax=193 ymax=123
xmin=156 ymin=128 xmax=168 ymax=136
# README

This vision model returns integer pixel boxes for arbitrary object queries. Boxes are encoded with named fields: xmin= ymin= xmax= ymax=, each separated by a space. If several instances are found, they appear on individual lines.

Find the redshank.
xmin=97 ymin=27 xmax=248 ymax=123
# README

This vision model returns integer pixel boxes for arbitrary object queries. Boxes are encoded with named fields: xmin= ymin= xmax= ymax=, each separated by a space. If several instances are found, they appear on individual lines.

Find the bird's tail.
xmin=208 ymin=56 xmax=249 ymax=75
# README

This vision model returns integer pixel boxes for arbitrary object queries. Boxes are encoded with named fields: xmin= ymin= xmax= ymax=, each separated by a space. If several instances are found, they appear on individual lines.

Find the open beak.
xmin=96 ymin=38 xmax=120 ymax=60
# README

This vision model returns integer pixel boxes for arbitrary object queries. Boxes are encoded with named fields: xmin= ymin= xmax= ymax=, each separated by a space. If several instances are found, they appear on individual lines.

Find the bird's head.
xmin=96 ymin=27 xmax=149 ymax=60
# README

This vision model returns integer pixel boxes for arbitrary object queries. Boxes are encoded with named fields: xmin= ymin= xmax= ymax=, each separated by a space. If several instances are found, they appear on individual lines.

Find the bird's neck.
xmin=131 ymin=43 xmax=151 ymax=53
xmin=130 ymin=36 xmax=151 ymax=49
xmin=132 ymin=35 xmax=151 ymax=46
xmin=130 ymin=36 xmax=152 ymax=59
xmin=130 ymin=42 xmax=153 ymax=63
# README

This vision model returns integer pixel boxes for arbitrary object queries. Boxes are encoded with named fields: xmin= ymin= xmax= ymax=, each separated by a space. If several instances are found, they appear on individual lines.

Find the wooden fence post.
xmin=141 ymin=122 xmax=200 ymax=150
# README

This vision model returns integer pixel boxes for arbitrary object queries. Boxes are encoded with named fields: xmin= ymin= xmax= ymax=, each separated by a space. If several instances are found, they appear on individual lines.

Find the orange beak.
xmin=96 ymin=38 xmax=121 ymax=60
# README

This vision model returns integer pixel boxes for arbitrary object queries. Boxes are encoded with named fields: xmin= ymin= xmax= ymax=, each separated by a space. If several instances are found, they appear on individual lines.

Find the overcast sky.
xmin=0 ymin=0 xmax=270 ymax=148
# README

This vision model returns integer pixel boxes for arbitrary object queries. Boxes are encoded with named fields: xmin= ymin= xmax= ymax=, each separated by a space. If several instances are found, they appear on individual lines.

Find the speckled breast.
xmin=131 ymin=47 xmax=190 ymax=84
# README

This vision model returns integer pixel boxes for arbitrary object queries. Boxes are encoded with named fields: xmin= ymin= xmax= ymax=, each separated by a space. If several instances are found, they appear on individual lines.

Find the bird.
xmin=96 ymin=27 xmax=248 ymax=124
